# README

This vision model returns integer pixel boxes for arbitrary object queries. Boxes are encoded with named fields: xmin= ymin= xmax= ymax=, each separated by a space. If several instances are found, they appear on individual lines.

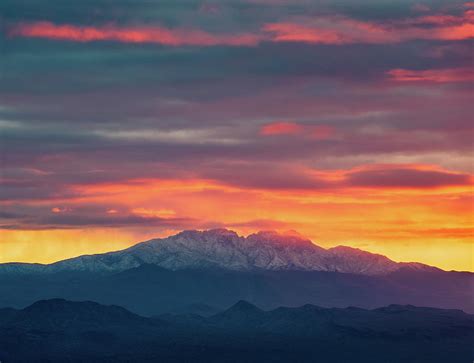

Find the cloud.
xmin=260 ymin=121 xmax=303 ymax=135
xmin=346 ymin=165 xmax=472 ymax=189
xmin=0 ymin=204 xmax=195 ymax=230
xmin=411 ymin=4 xmax=431 ymax=13
xmin=260 ymin=122 xmax=335 ymax=139
xmin=387 ymin=67 xmax=474 ymax=82
xmin=263 ymin=20 xmax=393 ymax=45
xmin=51 ymin=207 xmax=70 ymax=213
xmin=263 ymin=10 xmax=474 ymax=44
xmin=131 ymin=207 xmax=176 ymax=218
xmin=8 ymin=8 xmax=474 ymax=47
xmin=7 ymin=21 xmax=261 ymax=46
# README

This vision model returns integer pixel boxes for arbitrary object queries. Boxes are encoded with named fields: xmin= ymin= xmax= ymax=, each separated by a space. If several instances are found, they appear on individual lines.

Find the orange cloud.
xmin=132 ymin=207 xmax=176 ymax=218
xmin=51 ymin=207 xmax=70 ymax=213
xmin=388 ymin=67 xmax=474 ymax=82
xmin=8 ymin=21 xmax=261 ymax=46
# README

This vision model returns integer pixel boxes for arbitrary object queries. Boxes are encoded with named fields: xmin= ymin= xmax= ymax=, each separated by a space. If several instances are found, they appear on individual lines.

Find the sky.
xmin=0 ymin=0 xmax=473 ymax=271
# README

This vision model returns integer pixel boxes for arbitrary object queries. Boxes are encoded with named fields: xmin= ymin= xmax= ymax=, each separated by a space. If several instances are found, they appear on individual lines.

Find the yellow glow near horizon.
xmin=1 ymin=173 xmax=472 ymax=271
xmin=1 ymin=227 xmax=472 ymax=272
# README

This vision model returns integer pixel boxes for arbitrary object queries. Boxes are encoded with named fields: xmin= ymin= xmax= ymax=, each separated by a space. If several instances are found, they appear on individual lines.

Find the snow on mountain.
xmin=0 ymin=229 xmax=437 ymax=275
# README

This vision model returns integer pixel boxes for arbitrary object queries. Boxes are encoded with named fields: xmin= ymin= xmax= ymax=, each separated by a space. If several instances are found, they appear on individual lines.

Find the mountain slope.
xmin=0 ymin=229 xmax=438 ymax=276
xmin=0 ymin=263 xmax=472 ymax=315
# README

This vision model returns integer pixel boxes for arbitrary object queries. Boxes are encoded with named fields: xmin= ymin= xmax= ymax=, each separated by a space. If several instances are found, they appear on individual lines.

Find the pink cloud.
xmin=7 ymin=21 xmax=261 ymax=46
xmin=260 ymin=122 xmax=335 ymax=139
xmin=260 ymin=121 xmax=303 ymax=135
xmin=8 ymin=9 xmax=473 ymax=47
xmin=388 ymin=67 xmax=474 ymax=82
xmin=310 ymin=125 xmax=335 ymax=140
xmin=262 ymin=23 xmax=347 ymax=44
xmin=263 ymin=10 xmax=474 ymax=44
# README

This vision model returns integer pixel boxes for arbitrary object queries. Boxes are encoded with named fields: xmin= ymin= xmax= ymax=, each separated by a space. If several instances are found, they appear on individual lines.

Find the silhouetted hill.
xmin=10 ymin=298 xmax=154 ymax=331
xmin=165 ymin=302 xmax=220 ymax=317
xmin=210 ymin=300 xmax=265 ymax=328
xmin=0 ymin=299 xmax=472 ymax=362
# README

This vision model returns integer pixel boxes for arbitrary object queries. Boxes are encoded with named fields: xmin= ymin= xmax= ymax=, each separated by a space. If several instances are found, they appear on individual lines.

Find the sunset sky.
xmin=0 ymin=0 xmax=473 ymax=271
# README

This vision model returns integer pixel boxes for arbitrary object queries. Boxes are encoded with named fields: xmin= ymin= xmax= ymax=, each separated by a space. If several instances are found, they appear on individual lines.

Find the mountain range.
xmin=0 ymin=229 xmax=439 ymax=275
xmin=0 ymin=229 xmax=472 ymax=316
xmin=0 ymin=298 xmax=472 ymax=362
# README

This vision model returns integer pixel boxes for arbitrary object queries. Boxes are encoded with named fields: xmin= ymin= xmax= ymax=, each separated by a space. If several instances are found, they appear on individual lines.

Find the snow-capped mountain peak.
xmin=0 ymin=229 xmax=438 ymax=276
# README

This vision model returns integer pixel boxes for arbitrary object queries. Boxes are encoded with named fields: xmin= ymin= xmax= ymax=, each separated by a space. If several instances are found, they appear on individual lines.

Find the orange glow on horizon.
xmin=1 ymin=163 xmax=472 ymax=272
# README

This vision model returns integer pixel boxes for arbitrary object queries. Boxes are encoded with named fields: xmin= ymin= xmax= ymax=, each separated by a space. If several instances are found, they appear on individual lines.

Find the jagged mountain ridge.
xmin=0 ymin=229 xmax=437 ymax=275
